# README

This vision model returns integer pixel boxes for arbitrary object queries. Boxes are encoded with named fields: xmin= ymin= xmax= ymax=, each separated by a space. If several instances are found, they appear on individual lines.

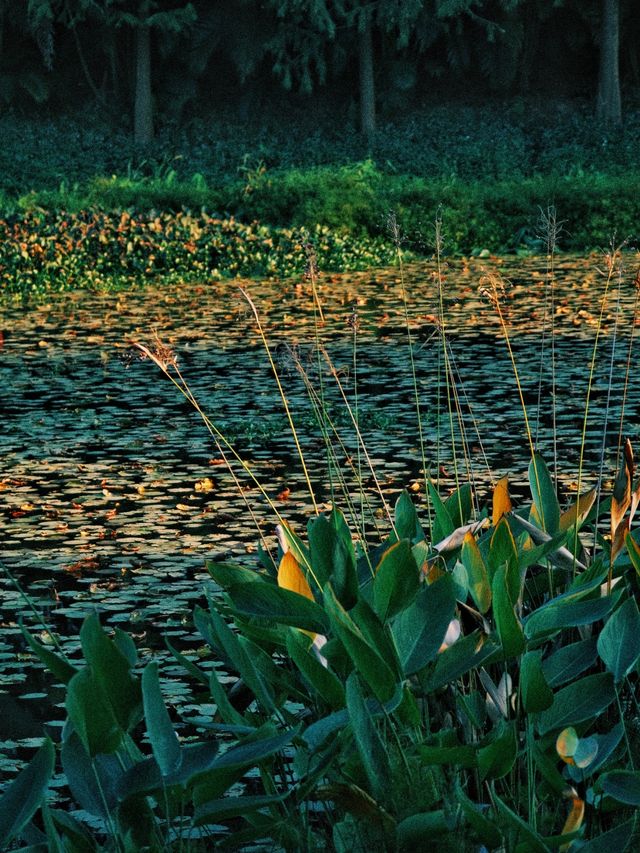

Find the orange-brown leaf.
xmin=559 ymin=487 xmax=597 ymax=532
xmin=277 ymin=551 xmax=313 ymax=600
xmin=560 ymin=796 xmax=585 ymax=849
xmin=492 ymin=476 xmax=512 ymax=526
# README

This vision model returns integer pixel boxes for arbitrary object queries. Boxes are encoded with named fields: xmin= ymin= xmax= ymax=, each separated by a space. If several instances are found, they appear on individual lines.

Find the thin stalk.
xmin=447 ymin=342 xmax=495 ymax=492
xmin=351 ymin=307 xmax=367 ymax=550
xmin=574 ymin=247 xmax=620 ymax=565
xmin=390 ymin=214 xmax=428 ymax=487
xmin=594 ymin=266 xmax=623 ymax=524
xmin=482 ymin=276 xmax=538 ymax=471
xmin=133 ymin=339 xmax=320 ymax=584
xmin=616 ymin=266 xmax=640 ymax=458
xmin=434 ymin=213 xmax=463 ymax=523
xmin=320 ymin=344 xmax=398 ymax=536
xmin=239 ymin=287 xmax=319 ymax=515
xmin=1 ymin=560 xmax=69 ymax=660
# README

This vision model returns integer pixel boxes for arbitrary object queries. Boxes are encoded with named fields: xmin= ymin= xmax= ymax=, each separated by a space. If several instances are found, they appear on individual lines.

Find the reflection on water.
xmin=1 ymin=252 xmax=639 ymax=771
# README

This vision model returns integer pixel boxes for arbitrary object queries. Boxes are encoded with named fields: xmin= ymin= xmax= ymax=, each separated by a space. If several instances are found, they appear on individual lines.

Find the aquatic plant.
xmin=3 ymin=235 xmax=640 ymax=850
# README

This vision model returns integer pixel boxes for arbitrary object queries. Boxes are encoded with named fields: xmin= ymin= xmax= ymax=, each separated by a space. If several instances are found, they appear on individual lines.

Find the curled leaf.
xmin=278 ymin=552 xmax=313 ymax=601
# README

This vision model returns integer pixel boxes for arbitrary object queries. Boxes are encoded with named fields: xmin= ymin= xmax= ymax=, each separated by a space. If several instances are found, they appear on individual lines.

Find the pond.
xmin=1 ymin=251 xmax=639 ymax=781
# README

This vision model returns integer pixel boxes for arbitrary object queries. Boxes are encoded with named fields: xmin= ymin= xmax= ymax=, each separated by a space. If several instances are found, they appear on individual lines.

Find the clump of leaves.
xmin=5 ymin=454 xmax=640 ymax=849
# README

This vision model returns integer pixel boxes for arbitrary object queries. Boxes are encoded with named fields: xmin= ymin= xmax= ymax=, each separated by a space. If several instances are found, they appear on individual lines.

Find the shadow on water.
xmin=1 ymin=252 xmax=639 ymax=777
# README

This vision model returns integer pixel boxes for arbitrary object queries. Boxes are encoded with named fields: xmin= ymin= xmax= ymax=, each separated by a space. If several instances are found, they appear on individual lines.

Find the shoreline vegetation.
xmin=2 ymin=100 xmax=640 ymax=300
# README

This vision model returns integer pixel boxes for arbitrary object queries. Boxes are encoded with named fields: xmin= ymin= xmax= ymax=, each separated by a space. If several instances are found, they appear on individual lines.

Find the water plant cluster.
xmin=0 ymin=210 xmax=396 ymax=300
xmin=2 ymin=237 xmax=640 ymax=851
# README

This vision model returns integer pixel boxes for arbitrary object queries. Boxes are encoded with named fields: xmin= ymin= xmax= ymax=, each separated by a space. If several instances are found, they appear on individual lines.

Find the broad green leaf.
xmin=61 ymin=732 xmax=121 ymax=817
xmin=565 ymin=724 xmax=623 ymax=781
xmin=207 ymin=560 xmax=267 ymax=588
xmin=418 ymin=743 xmax=477 ymax=767
xmin=529 ymin=453 xmax=560 ymax=534
xmin=396 ymin=811 xmax=449 ymax=845
xmin=597 ymin=597 xmax=640 ymax=681
xmin=194 ymin=792 xmax=287 ymax=824
xmin=373 ymin=539 xmax=420 ymax=622
xmin=79 ymin=614 xmax=142 ymax=732
xmin=455 ymin=785 xmax=502 ymax=848
xmin=493 ymin=787 xmax=552 ymax=853
xmin=307 ymin=514 xmax=335 ymax=587
xmin=625 ymin=531 xmax=640 ymax=578
xmin=0 ymin=738 xmax=54 ymax=846
xmin=330 ymin=508 xmax=359 ymax=609
xmin=201 ymin=595 xmax=275 ymax=711
xmin=286 ymin=630 xmax=345 ymax=710
xmin=208 ymin=666 xmax=247 ymax=726
xmin=559 ymin=487 xmax=597 ymax=532
xmin=525 ymin=594 xmax=619 ymax=640
xmin=141 ymin=662 xmax=181 ymax=777
xmin=346 ymin=673 xmax=391 ymax=803
xmin=537 ymin=673 xmax=616 ymax=735
xmin=394 ymin=490 xmax=425 ymax=542
xmin=350 ymin=599 xmax=401 ymax=675
xmin=492 ymin=565 xmax=525 ymax=659
xmin=573 ymin=817 xmax=636 ymax=853
xmin=541 ymin=638 xmax=598 ymax=688
xmin=488 ymin=517 xmax=519 ymax=589
xmin=478 ymin=721 xmax=517 ymax=781
xmin=48 ymin=807 xmax=95 ymax=853
xmin=445 ymin=483 xmax=472 ymax=530
xmin=427 ymin=479 xmax=455 ymax=543
xmin=392 ymin=574 xmax=456 ymax=676
xmin=67 ymin=668 xmax=123 ymax=755
xmin=165 ymin=636 xmax=209 ymax=685
xmin=19 ymin=622 xmax=78 ymax=685
xmin=425 ymin=631 xmax=498 ymax=693
xmin=324 ymin=584 xmax=397 ymax=702
xmin=461 ymin=531 xmax=491 ymax=613
xmin=599 ymin=770 xmax=640 ymax=805
xmin=275 ymin=521 xmax=311 ymax=576
xmin=520 ymin=650 xmax=553 ymax=712
xmin=226 ymin=581 xmax=329 ymax=635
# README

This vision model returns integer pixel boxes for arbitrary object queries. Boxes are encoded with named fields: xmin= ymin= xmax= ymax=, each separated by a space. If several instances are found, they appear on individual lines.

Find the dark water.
xmin=1 ymin=252 xmax=639 ymax=780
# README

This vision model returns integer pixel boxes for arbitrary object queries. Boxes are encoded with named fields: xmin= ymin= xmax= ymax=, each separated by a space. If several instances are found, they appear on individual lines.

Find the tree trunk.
xmin=596 ymin=0 xmax=622 ymax=126
xmin=134 ymin=24 xmax=153 ymax=146
xmin=359 ymin=17 xmax=375 ymax=143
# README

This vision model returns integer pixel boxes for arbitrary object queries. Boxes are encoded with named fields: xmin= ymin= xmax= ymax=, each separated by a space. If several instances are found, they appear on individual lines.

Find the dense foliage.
xmin=4 ymin=456 xmax=640 ymax=849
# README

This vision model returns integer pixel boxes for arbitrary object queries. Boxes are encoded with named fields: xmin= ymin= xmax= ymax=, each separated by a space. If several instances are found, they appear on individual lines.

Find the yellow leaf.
xmin=492 ymin=476 xmax=512 ymax=526
xmin=277 ymin=552 xmax=313 ymax=601
xmin=556 ymin=727 xmax=579 ymax=765
xmin=559 ymin=487 xmax=597 ymax=532
xmin=560 ymin=795 xmax=585 ymax=849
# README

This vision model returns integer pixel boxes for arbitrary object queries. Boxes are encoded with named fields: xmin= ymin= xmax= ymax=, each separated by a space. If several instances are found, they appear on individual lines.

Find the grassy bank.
xmin=2 ymin=101 xmax=639 ymax=300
